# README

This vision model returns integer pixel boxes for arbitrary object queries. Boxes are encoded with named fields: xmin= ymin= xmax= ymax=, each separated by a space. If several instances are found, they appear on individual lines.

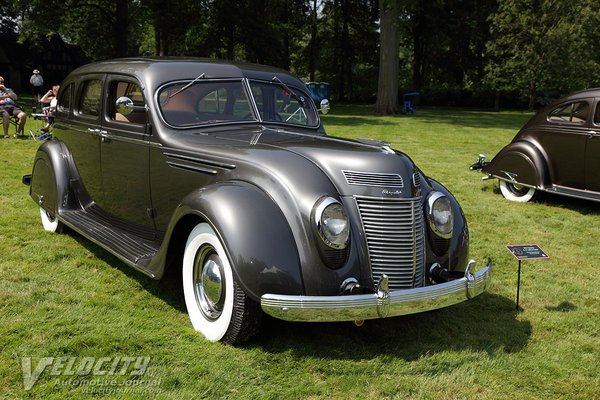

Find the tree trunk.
xmin=309 ymin=0 xmax=317 ymax=82
xmin=115 ymin=0 xmax=128 ymax=57
xmin=375 ymin=0 xmax=399 ymax=114
xmin=528 ymin=81 xmax=536 ymax=111
xmin=411 ymin=0 xmax=426 ymax=91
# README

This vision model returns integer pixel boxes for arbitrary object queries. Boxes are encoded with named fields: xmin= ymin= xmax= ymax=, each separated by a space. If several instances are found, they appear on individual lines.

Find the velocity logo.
xmin=21 ymin=356 xmax=151 ymax=390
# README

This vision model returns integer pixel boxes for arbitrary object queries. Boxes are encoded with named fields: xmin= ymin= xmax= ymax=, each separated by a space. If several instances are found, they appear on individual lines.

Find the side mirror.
xmin=319 ymin=99 xmax=330 ymax=114
xmin=116 ymin=96 xmax=134 ymax=116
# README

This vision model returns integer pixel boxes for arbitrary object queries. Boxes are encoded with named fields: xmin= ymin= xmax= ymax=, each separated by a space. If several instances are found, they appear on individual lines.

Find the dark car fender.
xmin=153 ymin=180 xmax=304 ymax=302
xmin=427 ymin=179 xmax=469 ymax=273
xmin=29 ymin=140 xmax=77 ymax=215
xmin=482 ymin=139 xmax=550 ymax=188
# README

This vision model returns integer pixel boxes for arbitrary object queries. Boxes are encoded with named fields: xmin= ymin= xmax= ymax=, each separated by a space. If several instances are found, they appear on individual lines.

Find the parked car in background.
xmin=24 ymin=58 xmax=492 ymax=344
xmin=471 ymin=88 xmax=600 ymax=203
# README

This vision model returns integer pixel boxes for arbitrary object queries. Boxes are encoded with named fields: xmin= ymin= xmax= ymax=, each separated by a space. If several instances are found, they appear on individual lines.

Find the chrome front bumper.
xmin=261 ymin=259 xmax=492 ymax=322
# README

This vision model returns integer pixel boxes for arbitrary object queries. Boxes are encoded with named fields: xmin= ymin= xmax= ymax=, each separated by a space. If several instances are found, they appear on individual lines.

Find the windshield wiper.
xmin=169 ymin=73 xmax=206 ymax=99
xmin=271 ymin=76 xmax=305 ymax=105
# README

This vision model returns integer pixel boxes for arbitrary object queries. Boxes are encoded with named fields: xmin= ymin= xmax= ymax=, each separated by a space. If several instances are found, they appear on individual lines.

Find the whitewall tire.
xmin=182 ymin=223 xmax=260 ymax=344
xmin=40 ymin=208 xmax=64 ymax=233
xmin=499 ymin=180 xmax=536 ymax=202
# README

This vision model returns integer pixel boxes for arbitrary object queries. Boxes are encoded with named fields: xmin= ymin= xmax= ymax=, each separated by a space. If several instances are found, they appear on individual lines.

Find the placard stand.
xmin=506 ymin=244 xmax=549 ymax=311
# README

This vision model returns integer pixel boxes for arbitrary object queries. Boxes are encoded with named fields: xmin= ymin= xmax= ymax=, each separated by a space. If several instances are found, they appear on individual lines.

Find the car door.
xmin=58 ymin=76 xmax=104 ymax=206
xmin=100 ymin=75 xmax=155 ymax=239
xmin=539 ymin=99 xmax=591 ymax=190
xmin=586 ymin=100 xmax=600 ymax=192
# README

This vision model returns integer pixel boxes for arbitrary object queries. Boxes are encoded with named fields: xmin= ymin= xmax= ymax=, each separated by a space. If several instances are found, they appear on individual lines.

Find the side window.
xmin=108 ymin=80 xmax=147 ymax=125
xmin=79 ymin=80 xmax=102 ymax=117
xmin=57 ymin=83 xmax=73 ymax=113
xmin=595 ymin=103 xmax=600 ymax=125
xmin=548 ymin=101 xmax=589 ymax=125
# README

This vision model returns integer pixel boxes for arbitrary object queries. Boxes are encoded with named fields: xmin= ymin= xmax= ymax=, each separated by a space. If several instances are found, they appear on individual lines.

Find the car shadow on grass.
xmin=70 ymin=234 xmax=187 ymax=314
xmin=70 ymin=233 xmax=530 ymax=360
xmin=250 ymin=293 xmax=531 ymax=360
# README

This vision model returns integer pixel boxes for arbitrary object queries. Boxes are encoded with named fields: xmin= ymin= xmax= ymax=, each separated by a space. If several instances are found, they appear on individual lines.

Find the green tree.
xmin=486 ymin=0 xmax=600 ymax=110
xmin=16 ymin=0 xmax=148 ymax=60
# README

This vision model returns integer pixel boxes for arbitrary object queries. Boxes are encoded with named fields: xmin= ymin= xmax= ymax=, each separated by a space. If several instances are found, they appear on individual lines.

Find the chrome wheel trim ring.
xmin=193 ymin=246 xmax=226 ymax=321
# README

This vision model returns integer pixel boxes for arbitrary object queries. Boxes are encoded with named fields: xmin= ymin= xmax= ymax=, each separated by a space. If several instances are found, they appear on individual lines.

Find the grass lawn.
xmin=1 ymin=106 xmax=599 ymax=399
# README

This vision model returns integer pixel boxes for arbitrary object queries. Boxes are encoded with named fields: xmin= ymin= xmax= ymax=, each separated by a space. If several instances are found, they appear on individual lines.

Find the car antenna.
xmin=169 ymin=73 xmax=206 ymax=98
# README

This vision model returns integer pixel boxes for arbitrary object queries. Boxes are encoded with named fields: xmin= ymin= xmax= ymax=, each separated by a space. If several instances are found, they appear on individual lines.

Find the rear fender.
xmin=29 ymin=140 xmax=77 ymax=215
xmin=482 ymin=141 xmax=549 ymax=188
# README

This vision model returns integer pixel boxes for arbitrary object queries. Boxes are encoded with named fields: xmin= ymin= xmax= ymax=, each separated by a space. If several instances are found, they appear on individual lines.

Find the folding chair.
xmin=29 ymin=112 xmax=52 ymax=140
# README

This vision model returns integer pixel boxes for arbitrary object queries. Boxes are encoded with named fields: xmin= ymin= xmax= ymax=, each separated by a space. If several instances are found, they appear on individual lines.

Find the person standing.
xmin=30 ymin=69 xmax=44 ymax=102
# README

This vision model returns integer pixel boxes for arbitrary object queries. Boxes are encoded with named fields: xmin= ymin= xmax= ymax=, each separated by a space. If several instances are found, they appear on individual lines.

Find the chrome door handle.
xmin=99 ymin=131 xmax=111 ymax=143
xmin=587 ymin=130 xmax=599 ymax=138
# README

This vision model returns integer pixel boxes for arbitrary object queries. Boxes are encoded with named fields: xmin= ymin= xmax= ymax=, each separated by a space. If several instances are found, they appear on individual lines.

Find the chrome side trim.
xmin=261 ymin=258 xmax=492 ymax=322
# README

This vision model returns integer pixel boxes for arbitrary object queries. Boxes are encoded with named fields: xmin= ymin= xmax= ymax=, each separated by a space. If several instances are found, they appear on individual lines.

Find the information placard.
xmin=506 ymin=244 xmax=549 ymax=260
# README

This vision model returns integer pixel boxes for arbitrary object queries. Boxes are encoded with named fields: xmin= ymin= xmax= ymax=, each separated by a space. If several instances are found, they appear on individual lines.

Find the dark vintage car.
xmin=471 ymin=88 xmax=600 ymax=202
xmin=24 ymin=58 xmax=492 ymax=344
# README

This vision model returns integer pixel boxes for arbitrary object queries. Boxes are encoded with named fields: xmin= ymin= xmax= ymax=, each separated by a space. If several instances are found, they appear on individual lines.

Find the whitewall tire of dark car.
xmin=499 ymin=180 xmax=536 ymax=202
xmin=40 ymin=208 xmax=64 ymax=233
xmin=182 ymin=223 xmax=260 ymax=344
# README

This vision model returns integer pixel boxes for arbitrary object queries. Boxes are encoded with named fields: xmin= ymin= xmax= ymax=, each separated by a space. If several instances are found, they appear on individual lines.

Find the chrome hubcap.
xmin=193 ymin=246 xmax=225 ymax=320
xmin=509 ymin=183 xmax=529 ymax=196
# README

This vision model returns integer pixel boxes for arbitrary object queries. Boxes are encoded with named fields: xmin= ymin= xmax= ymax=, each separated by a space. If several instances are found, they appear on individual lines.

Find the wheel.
xmin=182 ymin=223 xmax=261 ymax=344
xmin=499 ymin=180 xmax=536 ymax=202
xmin=40 ymin=207 xmax=64 ymax=233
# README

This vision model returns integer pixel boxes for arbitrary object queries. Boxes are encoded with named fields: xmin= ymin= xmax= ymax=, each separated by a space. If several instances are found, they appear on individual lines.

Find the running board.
xmin=545 ymin=185 xmax=600 ymax=203
xmin=60 ymin=208 xmax=160 ymax=276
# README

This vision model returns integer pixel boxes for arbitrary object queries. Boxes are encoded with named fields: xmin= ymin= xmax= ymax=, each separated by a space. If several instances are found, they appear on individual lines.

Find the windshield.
xmin=249 ymin=80 xmax=318 ymax=127
xmin=158 ymin=80 xmax=255 ymax=127
xmin=157 ymin=78 xmax=319 ymax=128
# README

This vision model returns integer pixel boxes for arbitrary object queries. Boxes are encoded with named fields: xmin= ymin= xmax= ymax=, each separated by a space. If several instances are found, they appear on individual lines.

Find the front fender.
xmin=163 ymin=181 xmax=303 ymax=302
xmin=482 ymin=140 xmax=549 ymax=188
xmin=427 ymin=180 xmax=469 ymax=273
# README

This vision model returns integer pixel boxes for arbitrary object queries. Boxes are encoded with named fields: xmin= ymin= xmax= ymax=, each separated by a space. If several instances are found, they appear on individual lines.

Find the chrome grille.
xmin=413 ymin=172 xmax=421 ymax=188
xmin=355 ymin=196 xmax=425 ymax=290
xmin=343 ymin=170 xmax=404 ymax=188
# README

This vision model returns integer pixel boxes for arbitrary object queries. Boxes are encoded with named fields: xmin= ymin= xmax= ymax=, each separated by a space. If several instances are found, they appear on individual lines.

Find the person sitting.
xmin=0 ymin=76 xmax=26 ymax=138
xmin=39 ymin=85 xmax=59 ymax=135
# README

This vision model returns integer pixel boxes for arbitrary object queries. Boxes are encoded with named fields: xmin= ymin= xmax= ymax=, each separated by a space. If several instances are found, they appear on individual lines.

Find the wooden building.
xmin=0 ymin=33 xmax=87 ymax=92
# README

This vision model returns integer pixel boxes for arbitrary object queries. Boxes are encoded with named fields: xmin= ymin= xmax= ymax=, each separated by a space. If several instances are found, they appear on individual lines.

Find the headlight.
xmin=427 ymin=192 xmax=453 ymax=239
xmin=313 ymin=197 xmax=349 ymax=249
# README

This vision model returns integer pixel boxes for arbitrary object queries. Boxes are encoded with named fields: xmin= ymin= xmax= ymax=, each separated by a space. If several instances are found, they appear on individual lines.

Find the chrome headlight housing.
xmin=313 ymin=197 xmax=349 ymax=249
xmin=426 ymin=192 xmax=453 ymax=239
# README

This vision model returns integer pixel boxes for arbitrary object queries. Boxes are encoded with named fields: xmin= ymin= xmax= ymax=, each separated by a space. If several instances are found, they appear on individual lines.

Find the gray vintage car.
xmin=471 ymin=88 xmax=600 ymax=203
xmin=24 ymin=58 xmax=492 ymax=344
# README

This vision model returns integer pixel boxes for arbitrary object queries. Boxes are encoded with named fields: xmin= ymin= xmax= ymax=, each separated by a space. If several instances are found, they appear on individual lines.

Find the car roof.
xmin=66 ymin=57 xmax=306 ymax=89
xmin=557 ymin=87 xmax=600 ymax=102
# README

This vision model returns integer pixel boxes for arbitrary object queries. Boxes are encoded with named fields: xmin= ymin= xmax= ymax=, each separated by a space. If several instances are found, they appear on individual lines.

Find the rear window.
xmin=548 ymin=101 xmax=589 ymax=125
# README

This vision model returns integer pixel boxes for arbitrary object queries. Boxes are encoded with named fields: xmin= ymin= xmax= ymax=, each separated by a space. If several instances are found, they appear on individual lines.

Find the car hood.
xmin=214 ymin=127 xmax=422 ymax=199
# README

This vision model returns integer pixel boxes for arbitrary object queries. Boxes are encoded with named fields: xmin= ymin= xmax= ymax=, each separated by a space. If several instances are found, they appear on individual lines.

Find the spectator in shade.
xmin=39 ymin=84 xmax=60 ymax=134
xmin=30 ymin=69 xmax=44 ymax=102
xmin=0 ymin=76 xmax=27 ymax=138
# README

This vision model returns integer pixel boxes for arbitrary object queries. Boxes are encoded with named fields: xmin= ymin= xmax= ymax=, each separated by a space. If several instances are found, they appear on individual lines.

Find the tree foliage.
xmin=486 ymin=0 xmax=600 ymax=110
xmin=7 ymin=0 xmax=600 ymax=110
